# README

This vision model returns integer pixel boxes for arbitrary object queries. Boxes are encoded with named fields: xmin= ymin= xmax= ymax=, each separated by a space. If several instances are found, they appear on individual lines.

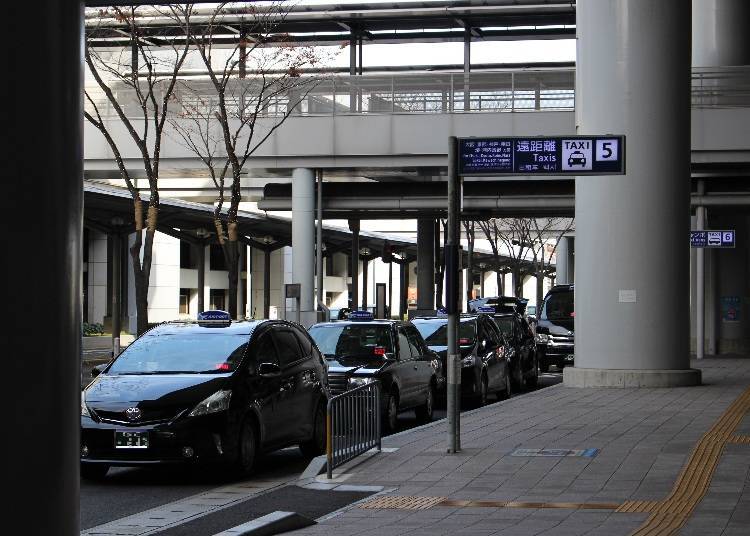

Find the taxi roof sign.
xmin=349 ymin=310 xmax=374 ymax=321
xmin=197 ymin=310 xmax=231 ymax=322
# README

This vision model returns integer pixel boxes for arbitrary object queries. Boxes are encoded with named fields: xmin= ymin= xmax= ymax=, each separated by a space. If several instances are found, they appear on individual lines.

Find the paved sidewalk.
xmin=290 ymin=358 xmax=750 ymax=536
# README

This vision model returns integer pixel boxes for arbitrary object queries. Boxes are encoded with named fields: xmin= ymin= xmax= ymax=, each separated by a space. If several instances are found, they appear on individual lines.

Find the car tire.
xmin=80 ymin=463 xmax=109 ymax=481
xmin=415 ymin=383 xmax=434 ymax=423
xmin=475 ymin=374 xmax=489 ymax=407
xmin=526 ymin=357 xmax=539 ymax=389
xmin=512 ymin=364 xmax=525 ymax=392
xmin=299 ymin=402 xmax=326 ymax=457
xmin=383 ymin=389 xmax=399 ymax=433
xmin=236 ymin=417 xmax=257 ymax=475
xmin=499 ymin=371 xmax=512 ymax=400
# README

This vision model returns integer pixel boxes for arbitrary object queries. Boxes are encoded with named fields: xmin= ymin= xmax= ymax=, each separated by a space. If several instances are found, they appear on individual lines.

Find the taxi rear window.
xmin=308 ymin=324 xmax=394 ymax=359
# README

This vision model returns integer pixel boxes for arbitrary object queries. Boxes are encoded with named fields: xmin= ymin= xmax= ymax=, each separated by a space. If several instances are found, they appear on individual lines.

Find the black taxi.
xmin=80 ymin=311 xmax=328 ymax=480
xmin=308 ymin=311 xmax=440 ymax=432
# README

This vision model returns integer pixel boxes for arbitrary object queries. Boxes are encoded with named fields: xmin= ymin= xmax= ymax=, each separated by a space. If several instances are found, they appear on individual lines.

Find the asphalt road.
xmin=80 ymin=370 xmax=563 ymax=530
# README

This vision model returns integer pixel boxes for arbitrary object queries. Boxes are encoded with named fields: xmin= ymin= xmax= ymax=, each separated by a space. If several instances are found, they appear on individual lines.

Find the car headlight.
xmin=81 ymin=395 xmax=90 ymax=417
xmin=535 ymin=333 xmax=549 ymax=344
xmin=461 ymin=355 xmax=476 ymax=367
xmin=348 ymin=377 xmax=374 ymax=389
xmin=188 ymin=390 xmax=232 ymax=417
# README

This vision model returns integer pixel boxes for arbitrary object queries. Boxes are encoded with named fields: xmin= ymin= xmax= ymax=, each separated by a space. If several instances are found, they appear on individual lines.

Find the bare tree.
xmin=476 ymin=218 xmax=534 ymax=297
xmin=169 ymin=2 xmax=332 ymax=318
xmin=528 ymin=218 xmax=575 ymax=312
xmin=84 ymin=6 xmax=193 ymax=335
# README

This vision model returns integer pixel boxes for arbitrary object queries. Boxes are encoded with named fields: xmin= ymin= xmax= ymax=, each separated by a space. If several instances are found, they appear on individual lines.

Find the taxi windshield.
xmin=107 ymin=334 xmax=248 ymax=374
xmin=308 ymin=324 xmax=394 ymax=360
xmin=414 ymin=319 xmax=476 ymax=347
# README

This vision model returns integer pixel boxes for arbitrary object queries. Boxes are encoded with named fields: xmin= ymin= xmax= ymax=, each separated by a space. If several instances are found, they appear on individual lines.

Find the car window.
xmin=254 ymin=332 xmax=279 ymax=371
xmin=397 ymin=328 xmax=412 ymax=361
xmin=405 ymin=326 xmax=424 ymax=357
xmin=294 ymin=329 xmax=313 ymax=356
xmin=413 ymin=319 xmax=476 ymax=347
xmin=542 ymin=290 xmax=574 ymax=321
xmin=107 ymin=333 xmax=249 ymax=374
xmin=308 ymin=324 xmax=394 ymax=359
xmin=274 ymin=329 xmax=304 ymax=368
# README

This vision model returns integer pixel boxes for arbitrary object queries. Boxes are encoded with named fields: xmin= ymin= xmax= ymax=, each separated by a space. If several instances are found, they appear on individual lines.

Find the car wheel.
xmin=526 ymin=357 xmax=539 ymax=389
xmin=80 ymin=463 xmax=109 ymax=481
xmin=236 ymin=417 xmax=257 ymax=475
xmin=475 ymin=374 xmax=489 ymax=407
xmin=512 ymin=364 xmax=525 ymax=391
xmin=383 ymin=390 xmax=399 ymax=433
xmin=415 ymin=383 xmax=434 ymax=423
xmin=499 ymin=371 xmax=512 ymax=400
xmin=299 ymin=402 xmax=326 ymax=457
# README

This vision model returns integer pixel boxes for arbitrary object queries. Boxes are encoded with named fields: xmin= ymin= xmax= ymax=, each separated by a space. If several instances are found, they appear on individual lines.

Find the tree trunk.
xmin=513 ymin=268 xmax=523 ymax=297
xmin=224 ymin=222 xmax=240 ymax=319
xmin=536 ymin=271 xmax=544 ymax=312
xmin=129 ymin=202 xmax=156 ymax=336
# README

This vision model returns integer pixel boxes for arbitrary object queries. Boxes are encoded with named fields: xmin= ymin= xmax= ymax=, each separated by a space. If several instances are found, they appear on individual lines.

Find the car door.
xmin=479 ymin=318 xmax=502 ymax=390
xmin=405 ymin=325 xmax=434 ymax=402
xmin=395 ymin=326 xmax=418 ymax=407
xmin=270 ymin=325 xmax=307 ymax=444
xmin=519 ymin=317 xmax=535 ymax=374
xmin=247 ymin=328 xmax=284 ymax=446
xmin=292 ymin=326 xmax=323 ymax=436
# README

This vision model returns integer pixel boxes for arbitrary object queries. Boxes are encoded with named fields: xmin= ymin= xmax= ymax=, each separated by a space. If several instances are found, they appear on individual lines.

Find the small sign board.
xmin=285 ymin=283 xmax=301 ymax=299
xmin=690 ymin=230 xmax=735 ymax=248
xmin=459 ymin=135 xmax=625 ymax=176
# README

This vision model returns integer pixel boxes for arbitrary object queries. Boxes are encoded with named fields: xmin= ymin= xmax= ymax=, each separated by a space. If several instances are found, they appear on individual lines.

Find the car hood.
xmin=84 ymin=373 xmax=230 ymax=416
xmin=327 ymin=356 xmax=389 ymax=374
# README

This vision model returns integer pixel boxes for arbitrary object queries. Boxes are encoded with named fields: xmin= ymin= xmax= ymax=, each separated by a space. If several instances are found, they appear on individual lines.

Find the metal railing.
xmin=84 ymin=66 xmax=750 ymax=120
xmin=326 ymin=380 xmax=381 ymax=479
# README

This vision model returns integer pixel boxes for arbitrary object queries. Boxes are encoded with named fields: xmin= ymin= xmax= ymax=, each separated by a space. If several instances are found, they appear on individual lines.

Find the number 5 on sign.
xmin=596 ymin=139 xmax=618 ymax=161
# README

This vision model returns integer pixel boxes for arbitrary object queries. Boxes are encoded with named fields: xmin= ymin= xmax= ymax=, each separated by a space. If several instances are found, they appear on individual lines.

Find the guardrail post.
xmin=326 ymin=399 xmax=333 ymax=479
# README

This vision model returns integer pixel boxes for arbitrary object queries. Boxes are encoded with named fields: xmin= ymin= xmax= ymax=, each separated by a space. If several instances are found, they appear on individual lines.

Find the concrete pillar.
xmin=566 ymin=0 xmax=700 ymax=387
xmin=416 ymin=218 xmax=436 ymax=315
xmin=556 ymin=236 xmax=574 ymax=285
xmin=349 ymin=220 xmax=360 ymax=310
xmin=6 ymin=3 xmax=83 ymax=534
xmin=292 ymin=168 xmax=316 ymax=326
xmin=197 ymin=242 xmax=206 ymax=314
xmin=362 ymin=256 xmax=369 ymax=309
xmin=692 ymin=0 xmax=750 ymax=67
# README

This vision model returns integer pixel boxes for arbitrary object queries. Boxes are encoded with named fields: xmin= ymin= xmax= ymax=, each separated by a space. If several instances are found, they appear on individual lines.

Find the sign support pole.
xmin=696 ymin=180 xmax=706 ymax=359
xmin=446 ymin=136 xmax=461 ymax=453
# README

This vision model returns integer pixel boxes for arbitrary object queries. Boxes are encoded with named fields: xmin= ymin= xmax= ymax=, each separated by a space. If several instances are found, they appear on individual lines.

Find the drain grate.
xmin=510 ymin=448 xmax=599 ymax=458
xmin=358 ymin=496 xmax=446 ymax=510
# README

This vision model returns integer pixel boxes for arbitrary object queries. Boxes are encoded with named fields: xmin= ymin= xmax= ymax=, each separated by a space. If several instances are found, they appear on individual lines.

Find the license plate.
xmin=115 ymin=431 xmax=149 ymax=449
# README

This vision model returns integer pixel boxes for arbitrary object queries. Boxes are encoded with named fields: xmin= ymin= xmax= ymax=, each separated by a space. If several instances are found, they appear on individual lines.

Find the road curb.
xmin=210 ymin=511 xmax=315 ymax=536
xmin=298 ymin=455 xmax=327 ymax=480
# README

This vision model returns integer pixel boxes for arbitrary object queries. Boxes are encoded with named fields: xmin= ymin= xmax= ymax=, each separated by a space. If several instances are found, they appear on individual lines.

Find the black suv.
xmin=81 ymin=312 xmax=328 ymax=480
xmin=308 ymin=314 xmax=440 ymax=432
xmin=412 ymin=314 xmax=512 ymax=406
xmin=490 ymin=312 xmax=539 ymax=391
xmin=535 ymin=284 xmax=575 ymax=372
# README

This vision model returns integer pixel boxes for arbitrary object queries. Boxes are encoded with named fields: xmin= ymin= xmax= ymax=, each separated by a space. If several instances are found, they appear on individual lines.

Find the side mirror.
xmin=91 ymin=363 xmax=106 ymax=378
xmin=258 ymin=362 xmax=281 ymax=377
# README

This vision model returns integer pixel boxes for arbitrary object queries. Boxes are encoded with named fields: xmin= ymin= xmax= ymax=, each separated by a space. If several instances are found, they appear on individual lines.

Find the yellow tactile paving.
xmin=626 ymin=385 xmax=750 ymax=536
xmin=358 ymin=495 xmax=446 ymax=510
xmin=728 ymin=434 xmax=750 ymax=444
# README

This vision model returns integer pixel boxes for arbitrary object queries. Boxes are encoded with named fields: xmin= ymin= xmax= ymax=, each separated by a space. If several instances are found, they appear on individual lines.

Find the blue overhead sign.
xmin=459 ymin=136 xmax=626 ymax=176
xmin=690 ymin=230 xmax=735 ymax=248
